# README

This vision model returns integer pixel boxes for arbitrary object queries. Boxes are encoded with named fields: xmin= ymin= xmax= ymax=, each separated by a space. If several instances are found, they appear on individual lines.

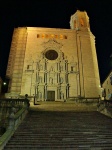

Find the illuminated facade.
xmin=6 ymin=10 xmax=101 ymax=100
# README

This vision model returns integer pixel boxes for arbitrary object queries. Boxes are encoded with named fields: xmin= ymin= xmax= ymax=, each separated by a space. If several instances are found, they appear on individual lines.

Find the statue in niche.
xmin=36 ymin=63 xmax=39 ymax=70
xmin=39 ymin=76 xmax=42 ymax=83
xmin=38 ymin=92 xmax=42 ymax=99
xmin=50 ymin=66 xmax=54 ymax=71
xmin=60 ymin=66 xmax=63 ymax=71
xmin=49 ymin=77 xmax=53 ymax=84
xmin=39 ymin=65 xmax=43 ymax=70
xmin=60 ymin=77 xmax=63 ymax=83
xmin=61 ymin=92 xmax=64 ymax=99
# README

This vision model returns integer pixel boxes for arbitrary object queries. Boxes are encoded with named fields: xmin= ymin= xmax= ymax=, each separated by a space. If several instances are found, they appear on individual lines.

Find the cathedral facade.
xmin=6 ymin=10 xmax=101 ymax=101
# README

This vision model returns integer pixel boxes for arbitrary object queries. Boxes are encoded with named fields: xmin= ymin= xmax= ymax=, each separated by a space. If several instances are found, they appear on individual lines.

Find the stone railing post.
xmin=7 ymin=107 xmax=16 ymax=130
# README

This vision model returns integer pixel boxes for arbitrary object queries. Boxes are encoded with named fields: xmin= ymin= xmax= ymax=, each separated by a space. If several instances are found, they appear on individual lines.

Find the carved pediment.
xmin=42 ymin=39 xmax=63 ymax=50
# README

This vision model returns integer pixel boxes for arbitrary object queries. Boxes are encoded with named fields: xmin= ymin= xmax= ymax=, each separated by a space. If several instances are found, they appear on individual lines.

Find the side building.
xmin=6 ymin=10 xmax=101 ymax=101
xmin=102 ymin=70 xmax=112 ymax=100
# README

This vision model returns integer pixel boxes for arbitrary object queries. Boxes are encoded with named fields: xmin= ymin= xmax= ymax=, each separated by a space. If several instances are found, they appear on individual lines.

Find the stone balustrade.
xmin=0 ymin=99 xmax=29 ymax=150
xmin=97 ymin=99 xmax=112 ymax=118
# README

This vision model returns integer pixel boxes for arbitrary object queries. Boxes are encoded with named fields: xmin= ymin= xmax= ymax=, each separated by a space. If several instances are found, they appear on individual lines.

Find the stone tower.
xmin=6 ymin=10 xmax=101 ymax=100
xmin=69 ymin=10 xmax=101 ymax=98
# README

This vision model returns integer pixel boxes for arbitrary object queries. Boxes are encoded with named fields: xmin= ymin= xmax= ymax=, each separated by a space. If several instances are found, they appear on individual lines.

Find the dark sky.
xmin=0 ymin=0 xmax=112 ymax=83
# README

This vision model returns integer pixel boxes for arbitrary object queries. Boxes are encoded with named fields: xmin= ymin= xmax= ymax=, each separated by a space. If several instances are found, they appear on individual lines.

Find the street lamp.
xmin=3 ymin=82 xmax=6 ymax=85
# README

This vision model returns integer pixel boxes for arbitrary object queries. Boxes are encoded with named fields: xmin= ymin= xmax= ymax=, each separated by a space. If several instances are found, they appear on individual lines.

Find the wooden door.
xmin=47 ymin=91 xmax=55 ymax=101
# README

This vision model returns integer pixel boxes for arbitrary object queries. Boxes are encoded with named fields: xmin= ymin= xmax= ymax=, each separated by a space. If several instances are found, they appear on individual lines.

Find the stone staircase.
xmin=3 ymin=102 xmax=112 ymax=149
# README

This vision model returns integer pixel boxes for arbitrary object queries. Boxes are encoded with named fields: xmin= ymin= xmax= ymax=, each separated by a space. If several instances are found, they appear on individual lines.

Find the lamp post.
xmin=2 ymin=82 xmax=7 ymax=93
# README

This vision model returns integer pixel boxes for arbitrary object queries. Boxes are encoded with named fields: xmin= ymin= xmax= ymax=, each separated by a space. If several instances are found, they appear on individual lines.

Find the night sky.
xmin=0 ymin=0 xmax=112 ymax=83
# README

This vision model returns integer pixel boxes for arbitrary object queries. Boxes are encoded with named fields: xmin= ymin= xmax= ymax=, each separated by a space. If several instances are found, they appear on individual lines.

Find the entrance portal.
xmin=47 ymin=91 xmax=55 ymax=101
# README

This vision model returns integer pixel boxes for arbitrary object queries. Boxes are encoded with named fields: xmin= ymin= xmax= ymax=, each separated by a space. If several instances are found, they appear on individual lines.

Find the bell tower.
xmin=70 ymin=10 xmax=90 ymax=31
xmin=70 ymin=10 xmax=101 ymax=98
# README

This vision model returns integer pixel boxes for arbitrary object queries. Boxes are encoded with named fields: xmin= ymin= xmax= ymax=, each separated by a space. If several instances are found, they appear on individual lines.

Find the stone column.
xmin=44 ymin=86 xmax=47 ymax=101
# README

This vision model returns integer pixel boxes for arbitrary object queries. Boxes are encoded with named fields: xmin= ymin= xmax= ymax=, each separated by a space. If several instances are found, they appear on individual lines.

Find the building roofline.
xmin=102 ymin=69 xmax=112 ymax=85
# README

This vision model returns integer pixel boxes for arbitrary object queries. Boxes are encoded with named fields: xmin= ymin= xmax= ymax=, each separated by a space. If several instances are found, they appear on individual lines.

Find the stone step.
xmin=7 ymin=139 xmax=112 ymax=144
xmin=4 ymin=110 xmax=112 ymax=149
xmin=10 ymin=133 xmax=112 ymax=137
xmin=4 ymin=144 xmax=112 ymax=150
xmin=13 ymin=131 xmax=112 ymax=135
xmin=9 ymin=138 xmax=112 ymax=143
xmin=10 ymin=135 xmax=112 ymax=139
